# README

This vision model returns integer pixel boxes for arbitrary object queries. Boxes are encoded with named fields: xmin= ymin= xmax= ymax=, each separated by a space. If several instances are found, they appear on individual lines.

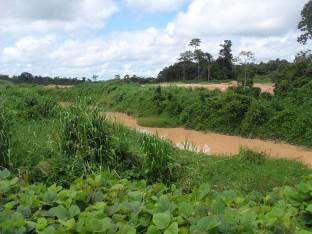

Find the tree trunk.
xmin=244 ymin=65 xmax=247 ymax=87
xmin=207 ymin=64 xmax=211 ymax=81
xmin=198 ymin=63 xmax=200 ymax=80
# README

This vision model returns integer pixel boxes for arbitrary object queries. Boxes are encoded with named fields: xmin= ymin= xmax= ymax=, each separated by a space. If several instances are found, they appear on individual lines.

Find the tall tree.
xmin=195 ymin=50 xmax=213 ymax=81
xmin=298 ymin=0 xmax=312 ymax=44
xmin=179 ymin=51 xmax=193 ymax=81
xmin=189 ymin=38 xmax=201 ymax=51
xmin=238 ymin=51 xmax=255 ymax=87
xmin=189 ymin=38 xmax=202 ymax=79
xmin=203 ymin=52 xmax=213 ymax=81
xmin=217 ymin=40 xmax=234 ymax=80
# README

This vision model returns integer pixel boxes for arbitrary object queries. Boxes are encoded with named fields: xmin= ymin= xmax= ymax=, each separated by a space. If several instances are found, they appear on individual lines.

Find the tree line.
xmin=0 ymin=72 xmax=89 ymax=86
xmin=157 ymin=0 xmax=312 ymax=85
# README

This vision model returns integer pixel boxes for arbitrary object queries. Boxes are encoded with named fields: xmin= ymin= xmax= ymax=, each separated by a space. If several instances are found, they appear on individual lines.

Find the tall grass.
xmin=140 ymin=133 xmax=177 ymax=183
xmin=61 ymin=105 xmax=116 ymax=167
xmin=61 ymin=105 xmax=179 ymax=184
xmin=0 ymin=101 xmax=9 ymax=168
xmin=22 ymin=93 xmax=58 ymax=120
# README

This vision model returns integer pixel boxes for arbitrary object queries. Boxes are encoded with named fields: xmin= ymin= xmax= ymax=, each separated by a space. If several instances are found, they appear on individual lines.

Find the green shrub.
xmin=240 ymin=100 xmax=272 ymax=136
xmin=238 ymin=147 xmax=267 ymax=165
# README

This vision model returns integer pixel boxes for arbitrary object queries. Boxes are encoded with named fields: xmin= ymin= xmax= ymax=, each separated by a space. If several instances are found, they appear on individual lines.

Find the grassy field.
xmin=1 ymin=81 xmax=312 ymax=233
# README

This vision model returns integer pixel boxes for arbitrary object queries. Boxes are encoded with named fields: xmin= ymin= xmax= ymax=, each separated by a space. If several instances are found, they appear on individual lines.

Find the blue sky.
xmin=103 ymin=1 xmax=190 ymax=33
xmin=0 ymin=0 xmax=310 ymax=79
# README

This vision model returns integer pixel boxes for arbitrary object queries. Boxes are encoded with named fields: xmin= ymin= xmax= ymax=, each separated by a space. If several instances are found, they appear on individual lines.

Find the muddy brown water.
xmin=106 ymin=112 xmax=312 ymax=166
xmin=157 ymin=81 xmax=275 ymax=94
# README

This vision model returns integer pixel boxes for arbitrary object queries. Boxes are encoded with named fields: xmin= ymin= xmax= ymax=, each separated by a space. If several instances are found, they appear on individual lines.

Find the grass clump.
xmin=22 ymin=94 xmax=58 ymax=120
xmin=0 ymin=101 xmax=10 ymax=168
xmin=140 ymin=134 xmax=178 ymax=184
xmin=60 ymin=105 xmax=178 ymax=185
xmin=61 ymin=105 xmax=116 ymax=167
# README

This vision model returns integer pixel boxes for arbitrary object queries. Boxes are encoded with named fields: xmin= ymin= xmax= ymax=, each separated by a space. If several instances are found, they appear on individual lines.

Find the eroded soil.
xmin=106 ymin=112 xmax=312 ymax=166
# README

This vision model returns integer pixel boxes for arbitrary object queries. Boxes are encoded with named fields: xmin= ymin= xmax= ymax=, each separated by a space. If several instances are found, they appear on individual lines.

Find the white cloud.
xmin=0 ymin=0 xmax=118 ymax=35
xmin=2 ymin=36 xmax=56 ymax=63
xmin=124 ymin=0 xmax=187 ymax=13
xmin=48 ymin=27 xmax=181 ymax=77
xmin=170 ymin=0 xmax=307 ymax=37
xmin=0 ymin=0 xmax=310 ymax=79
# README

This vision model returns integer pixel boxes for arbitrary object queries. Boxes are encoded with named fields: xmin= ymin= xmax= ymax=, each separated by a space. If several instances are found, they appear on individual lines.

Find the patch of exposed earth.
xmin=157 ymin=81 xmax=275 ymax=94
xmin=106 ymin=112 xmax=312 ymax=166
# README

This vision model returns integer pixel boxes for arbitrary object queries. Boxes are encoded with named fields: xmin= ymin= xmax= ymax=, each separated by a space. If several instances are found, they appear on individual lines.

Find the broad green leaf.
xmin=94 ymin=190 xmax=104 ymax=202
xmin=36 ymin=218 xmax=48 ymax=231
xmin=297 ymin=230 xmax=312 ymax=234
xmin=117 ymin=224 xmax=136 ymax=234
xmin=4 ymin=201 xmax=17 ymax=211
xmin=306 ymin=204 xmax=312 ymax=213
xmin=86 ymin=217 xmax=114 ymax=233
xmin=154 ymin=196 xmax=172 ymax=213
xmin=92 ymin=202 xmax=107 ymax=211
xmin=39 ymin=225 xmax=56 ymax=234
xmin=49 ymin=205 xmax=69 ymax=220
xmin=164 ymin=222 xmax=178 ymax=234
xmin=153 ymin=212 xmax=171 ymax=230
xmin=111 ymin=184 xmax=124 ymax=191
xmin=199 ymin=183 xmax=211 ymax=200
xmin=178 ymin=202 xmax=193 ymax=218
xmin=69 ymin=205 xmax=80 ymax=218
xmin=0 ymin=169 xmax=11 ymax=179
xmin=147 ymin=225 xmax=161 ymax=234
xmin=127 ymin=191 xmax=143 ymax=201
xmin=60 ymin=218 xmax=76 ymax=230
xmin=43 ymin=191 xmax=58 ymax=204
xmin=190 ymin=216 xmax=220 ymax=233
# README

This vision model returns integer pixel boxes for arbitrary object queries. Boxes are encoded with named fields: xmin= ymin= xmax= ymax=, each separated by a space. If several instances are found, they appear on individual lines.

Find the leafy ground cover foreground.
xmin=1 ymin=170 xmax=312 ymax=234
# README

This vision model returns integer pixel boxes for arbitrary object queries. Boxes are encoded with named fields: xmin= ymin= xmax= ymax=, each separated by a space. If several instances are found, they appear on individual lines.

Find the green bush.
xmin=240 ymin=100 xmax=272 ymax=136
xmin=238 ymin=147 xmax=267 ymax=165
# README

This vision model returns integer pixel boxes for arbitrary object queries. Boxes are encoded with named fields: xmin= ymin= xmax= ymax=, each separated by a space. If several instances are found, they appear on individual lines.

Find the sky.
xmin=0 ymin=0 xmax=311 ymax=79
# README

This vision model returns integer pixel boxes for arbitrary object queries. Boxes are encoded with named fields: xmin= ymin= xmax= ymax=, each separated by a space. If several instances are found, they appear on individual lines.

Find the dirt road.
xmin=157 ymin=81 xmax=275 ymax=94
xmin=106 ymin=112 xmax=312 ymax=166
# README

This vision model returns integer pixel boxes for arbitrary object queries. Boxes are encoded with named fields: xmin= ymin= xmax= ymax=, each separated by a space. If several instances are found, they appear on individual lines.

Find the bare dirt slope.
xmin=44 ymin=85 xmax=73 ymax=89
xmin=106 ymin=112 xmax=312 ymax=166
xmin=157 ymin=81 xmax=275 ymax=94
